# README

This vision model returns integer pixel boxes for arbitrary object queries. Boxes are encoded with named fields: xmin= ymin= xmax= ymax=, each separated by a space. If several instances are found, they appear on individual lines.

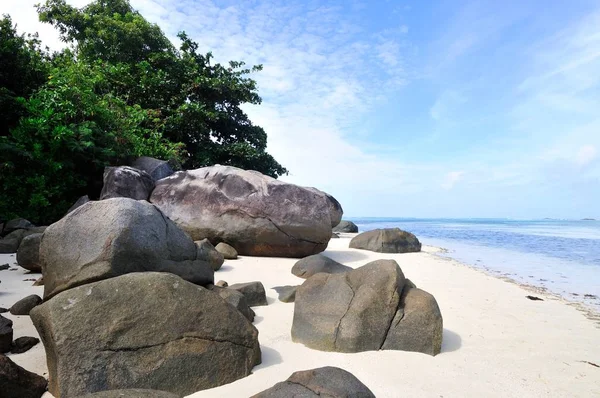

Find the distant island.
xmin=581 ymin=218 xmax=597 ymax=221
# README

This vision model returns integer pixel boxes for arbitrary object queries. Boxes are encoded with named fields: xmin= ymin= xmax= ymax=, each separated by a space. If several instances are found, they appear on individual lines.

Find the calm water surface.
xmin=349 ymin=218 xmax=600 ymax=313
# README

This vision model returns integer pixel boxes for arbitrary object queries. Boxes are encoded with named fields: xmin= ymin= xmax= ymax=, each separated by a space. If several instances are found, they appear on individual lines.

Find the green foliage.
xmin=0 ymin=0 xmax=286 ymax=224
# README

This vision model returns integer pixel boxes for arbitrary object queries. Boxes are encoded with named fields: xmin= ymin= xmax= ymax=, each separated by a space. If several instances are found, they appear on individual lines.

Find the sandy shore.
xmin=1 ymin=236 xmax=599 ymax=397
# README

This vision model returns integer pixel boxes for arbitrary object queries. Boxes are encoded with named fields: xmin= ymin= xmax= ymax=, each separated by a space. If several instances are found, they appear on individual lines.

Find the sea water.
xmin=350 ymin=218 xmax=600 ymax=313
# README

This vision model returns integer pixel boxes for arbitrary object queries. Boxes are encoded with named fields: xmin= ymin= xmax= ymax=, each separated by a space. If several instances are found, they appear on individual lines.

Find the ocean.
xmin=349 ymin=218 xmax=600 ymax=313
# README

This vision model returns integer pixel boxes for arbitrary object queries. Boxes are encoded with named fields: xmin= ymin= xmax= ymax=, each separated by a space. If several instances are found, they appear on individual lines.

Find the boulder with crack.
xmin=31 ymin=272 xmax=261 ymax=397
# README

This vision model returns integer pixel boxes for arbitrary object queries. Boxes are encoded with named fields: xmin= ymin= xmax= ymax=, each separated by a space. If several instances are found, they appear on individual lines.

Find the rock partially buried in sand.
xmin=350 ymin=228 xmax=421 ymax=253
xmin=333 ymin=220 xmax=359 ymax=233
xmin=17 ymin=233 xmax=43 ymax=272
xmin=76 ymin=389 xmax=180 ymax=398
xmin=40 ymin=198 xmax=214 ymax=298
xmin=100 ymin=166 xmax=155 ymax=201
xmin=272 ymin=285 xmax=299 ymax=303
xmin=292 ymin=259 xmax=442 ymax=355
xmin=150 ymin=165 xmax=339 ymax=258
xmin=216 ymin=242 xmax=238 ymax=259
xmin=10 ymin=294 xmax=42 ymax=315
xmin=31 ymin=272 xmax=261 ymax=397
xmin=291 ymin=254 xmax=351 ymax=279
xmin=11 ymin=336 xmax=40 ymax=354
xmin=228 ymin=281 xmax=268 ymax=307
xmin=251 ymin=366 xmax=375 ymax=398
xmin=0 ymin=353 xmax=48 ymax=397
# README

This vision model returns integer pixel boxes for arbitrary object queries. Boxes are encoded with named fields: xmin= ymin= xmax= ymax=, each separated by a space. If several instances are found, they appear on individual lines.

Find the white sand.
xmin=2 ymin=237 xmax=599 ymax=397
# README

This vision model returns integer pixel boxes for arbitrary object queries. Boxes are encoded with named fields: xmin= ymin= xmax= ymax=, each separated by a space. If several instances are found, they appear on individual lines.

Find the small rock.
xmin=33 ymin=277 xmax=44 ymax=286
xmin=215 ymin=280 xmax=228 ymax=287
xmin=332 ymin=220 xmax=359 ymax=233
xmin=291 ymin=254 xmax=351 ymax=279
xmin=0 ymin=315 xmax=13 ymax=353
xmin=3 ymin=218 xmax=35 ymax=235
xmin=0 ymin=308 xmax=7 ymax=313
xmin=195 ymin=239 xmax=224 ymax=271
xmin=16 ymin=233 xmax=43 ymax=272
xmin=11 ymin=336 xmax=40 ymax=354
xmin=0 ymin=354 xmax=48 ymax=397
xmin=526 ymin=295 xmax=543 ymax=301
xmin=252 ymin=366 xmax=375 ymax=398
xmin=350 ymin=228 xmax=421 ymax=253
xmin=216 ymin=242 xmax=238 ymax=260
xmin=272 ymin=285 xmax=298 ymax=303
xmin=10 ymin=294 xmax=43 ymax=315
xmin=0 ymin=263 xmax=8 ymax=270
xmin=228 ymin=281 xmax=268 ymax=307
xmin=212 ymin=287 xmax=255 ymax=322
xmin=331 ymin=232 xmax=340 ymax=239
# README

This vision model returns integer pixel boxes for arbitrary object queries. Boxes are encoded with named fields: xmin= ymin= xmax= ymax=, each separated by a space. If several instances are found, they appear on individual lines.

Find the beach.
xmin=2 ymin=235 xmax=599 ymax=397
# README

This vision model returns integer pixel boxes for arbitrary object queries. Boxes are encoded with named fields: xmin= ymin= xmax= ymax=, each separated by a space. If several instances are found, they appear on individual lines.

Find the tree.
xmin=38 ymin=0 xmax=287 ymax=177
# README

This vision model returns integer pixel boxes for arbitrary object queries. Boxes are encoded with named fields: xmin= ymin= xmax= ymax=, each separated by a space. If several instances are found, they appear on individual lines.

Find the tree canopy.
xmin=0 ymin=0 xmax=286 ymax=224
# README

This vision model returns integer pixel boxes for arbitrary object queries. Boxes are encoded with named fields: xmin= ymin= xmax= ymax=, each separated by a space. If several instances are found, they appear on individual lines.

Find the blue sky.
xmin=3 ymin=0 xmax=600 ymax=219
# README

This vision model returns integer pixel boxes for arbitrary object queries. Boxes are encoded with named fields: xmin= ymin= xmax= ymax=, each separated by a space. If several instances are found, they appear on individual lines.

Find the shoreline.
xmin=426 ymin=244 xmax=600 ymax=325
xmin=2 ymin=236 xmax=600 ymax=397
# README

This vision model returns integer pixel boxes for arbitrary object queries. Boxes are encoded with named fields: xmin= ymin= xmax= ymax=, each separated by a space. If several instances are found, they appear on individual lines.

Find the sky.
xmin=2 ymin=0 xmax=600 ymax=219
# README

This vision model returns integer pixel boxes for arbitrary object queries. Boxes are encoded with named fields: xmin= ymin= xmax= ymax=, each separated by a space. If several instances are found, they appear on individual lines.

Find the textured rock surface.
xmin=3 ymin=218 xmax=35 ymax=235
xmin=305 ymin=188 xmax=343 ymax=228
xmin=76 ymin=389 xmax=180 ymax=398
xmin=215 ymin=242 xmax=238 ymax=259
xmin=10 ymin=294 xmax=42 ymax=315
xmin=31 ymin=272 xmax=261 ymax=397
xmin=228 ymin=281 xmax=268 ymax=307
xmin=0 ymin=315 xmax=13 ymax=353
xmin=150 ymin=165 xmax=338 ymax=258
xmin=17 ymin=233 xmax=43 ymax=272
xmin=333 ymin=220 xmax=359 ymax=233
xmin=272 ymin=285 xmax=298 ymax=303
xmin=382 ymin=287 xmax=443 ymax=355
xmin=251 ymin=366 xmax=375 ymax=398
xmin=11 ymin=336 xmax=40 ymax=354
xmin=291 ymin=254 xmax=351 ymax=279
xmin=349 ymin=228 xmax=422 ymax=253
xmin=195 ymin=239 xmax=224 ymax=271
xmin=292 ymin=259 xmax=442 ymax=355
xmin=0 ymin=353 xmax=48 ymax=398
xmin=100 ymin=166 xmax=155 ymax=201
xmin=40 ymin=198 xmax=214 ymax=298
xmin=292 ymin=260 xmax=404 ymax=352
xmin=131 ymin=156 xmax=175 ymax=181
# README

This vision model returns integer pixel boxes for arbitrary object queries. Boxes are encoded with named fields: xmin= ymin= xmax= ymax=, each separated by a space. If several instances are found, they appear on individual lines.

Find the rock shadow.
xmin=323 ymin=250 xmax=370 ymax=264
xmin=255 ymin=345 xmax=283 ymax=369
xmin=253 ymin=315 xmax=264 ymax=325
xmin=216 ymin=264 xmax=234 ymax=273
xmin=441 ymin=329 xmax=462 ymax=353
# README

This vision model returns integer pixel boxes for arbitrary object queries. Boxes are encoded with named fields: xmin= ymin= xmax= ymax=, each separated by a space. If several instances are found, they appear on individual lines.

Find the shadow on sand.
xmin=255 ymin=345 xmax=283 ymax=369
xmin=441 ymin=329 xmax=462 ymax=353
xmin=323 ymin=249 xmax=370 ymax=264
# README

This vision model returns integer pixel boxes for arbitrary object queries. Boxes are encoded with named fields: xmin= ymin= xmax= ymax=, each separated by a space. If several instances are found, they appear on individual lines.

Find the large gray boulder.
xmin=349 ymin=228 xmax=422 ymax=253
xmin=100 ymin=166 xmax=155 ymax=201
xmin=31 ymin=272 xmax=261 ymax=397
xmin=0 ymin=354 xmax=48 ymax=398
xmin=150 ymin=165 xmax=338 ymax=258
xmin=0 ymin=229 xmax=26 ymax=253
xmin=17 ymin=233 xmax=43 ymax=272
xmin=292 ymin=259 xmax=442 ymax=355
xmin=252 ymin=366 xmax=375 ymax=398
xmin=333 ymin=220 xmax=358 ymax=233
xmin=3 ymin=218 xmax=34 ymax=235
xmin=40 ymin=198 xmax=214 ymax=299
xmin=215 ymin=242 xmax=238 ymax=259
xmin=131 ymin=156 xmax=175 ymax=181
xmin=291 ymin=254 xmax=352 ymax=279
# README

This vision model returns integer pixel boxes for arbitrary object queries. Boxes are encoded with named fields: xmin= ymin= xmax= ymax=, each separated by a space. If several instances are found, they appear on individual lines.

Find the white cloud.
xmin=441 ymin=171 xmax=464 ymax=190
xmin=575 ymin=145 xmax=597 ymax=166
